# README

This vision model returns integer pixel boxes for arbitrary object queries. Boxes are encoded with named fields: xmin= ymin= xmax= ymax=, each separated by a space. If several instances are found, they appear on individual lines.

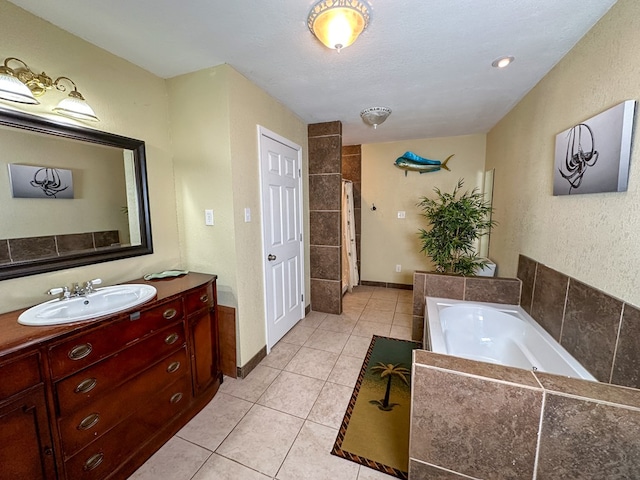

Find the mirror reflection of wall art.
xmin=553 ymin=100 xmax=636 ymax=195
xmin=8 ymin=164 xmax=74 ymax=199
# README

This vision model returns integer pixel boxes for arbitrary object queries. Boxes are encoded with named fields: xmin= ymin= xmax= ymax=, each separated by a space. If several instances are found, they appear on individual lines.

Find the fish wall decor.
xmin=394 ymin=152 xmax=454 ymax=176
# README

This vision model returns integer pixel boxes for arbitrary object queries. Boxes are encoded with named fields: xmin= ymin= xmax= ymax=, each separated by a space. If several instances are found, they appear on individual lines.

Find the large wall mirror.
xmin=0 ymin=108 xmax=152 ymax=280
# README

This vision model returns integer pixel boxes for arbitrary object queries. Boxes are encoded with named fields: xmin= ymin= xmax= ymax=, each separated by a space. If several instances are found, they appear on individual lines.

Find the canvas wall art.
xmin=8 ymin=164 xmax=74 ymax=199
xmin=553 ymin=100 xmax=636 ymax=195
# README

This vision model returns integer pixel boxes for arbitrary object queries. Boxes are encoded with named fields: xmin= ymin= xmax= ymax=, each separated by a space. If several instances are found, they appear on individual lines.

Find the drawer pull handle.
xmin=163 ymin=308 xmax=177 ymax=320
xmin=200 ymin=294 xmax=209 ymax=304
xmin=75 ymin=378 xmax=98 ymax=394
xmin=68 ymin=343 xmax=92 ymax=361
xmin=167 ymin=361 xmax=181 ymax=373
xmin=78 ymin=413 xmax=100 ymax=431
xmin=170 ymin=392 xmax=183 ymax=404
xmin=83 ymin=452 xmax=104 ymax=471
xmin=165 ymin=333 xmax=179 ymax=345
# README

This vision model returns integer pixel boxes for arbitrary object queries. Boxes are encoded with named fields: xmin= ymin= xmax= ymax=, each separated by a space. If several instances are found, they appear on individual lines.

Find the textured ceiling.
xmin=8 ymin=0 xmax=618 ymax=145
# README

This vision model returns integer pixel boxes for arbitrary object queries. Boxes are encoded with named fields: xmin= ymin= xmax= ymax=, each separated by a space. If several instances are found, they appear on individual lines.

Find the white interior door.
xmin=259 ymin=127 xmax=304 ymax=350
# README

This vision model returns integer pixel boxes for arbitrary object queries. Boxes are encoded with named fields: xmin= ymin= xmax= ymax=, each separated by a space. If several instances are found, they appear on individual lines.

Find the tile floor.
xmin=129 ymin=286 xmax=414 ymax=480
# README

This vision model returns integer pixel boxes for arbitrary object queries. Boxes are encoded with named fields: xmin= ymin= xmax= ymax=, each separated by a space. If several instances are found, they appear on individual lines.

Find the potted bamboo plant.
xmin=417 ymin=179 xmax=496 ymax=276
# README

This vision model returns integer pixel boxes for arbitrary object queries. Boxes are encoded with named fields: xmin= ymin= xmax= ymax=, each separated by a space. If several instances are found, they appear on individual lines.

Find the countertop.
xmin=0 ymin=272 xmax=216 ymax=359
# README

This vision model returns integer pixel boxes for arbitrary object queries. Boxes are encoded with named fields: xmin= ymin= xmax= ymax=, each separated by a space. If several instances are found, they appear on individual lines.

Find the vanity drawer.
xmin=56 ymin=323 xmax=185 ymax=417
xmin=58 ymin=347 xmax=188 ymax=458
xmin=0 ymin=351 xmax=41 ymax=400
xmin=185 ymin=284 xmax=213 ymax=315
xmin=64 ymin=374 xmax=190 ymax=480
xmin=48 ymin=298 xmax=183 ymax=379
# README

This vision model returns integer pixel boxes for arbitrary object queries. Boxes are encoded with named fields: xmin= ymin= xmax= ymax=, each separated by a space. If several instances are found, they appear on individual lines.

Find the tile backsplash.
xmin=518 ymin=255 xmax=640 ymax=387
xmin=0 ymin=230 xmax=120 ymax=265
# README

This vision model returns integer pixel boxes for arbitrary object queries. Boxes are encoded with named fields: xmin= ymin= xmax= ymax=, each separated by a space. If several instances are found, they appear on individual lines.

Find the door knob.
xmin=268 ymin=254 xmax=277 ymax=261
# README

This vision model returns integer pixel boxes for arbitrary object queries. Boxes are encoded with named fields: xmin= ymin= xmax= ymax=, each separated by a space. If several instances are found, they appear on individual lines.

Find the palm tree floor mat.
xmin=331 ymin=335 xmax=421 ymax=479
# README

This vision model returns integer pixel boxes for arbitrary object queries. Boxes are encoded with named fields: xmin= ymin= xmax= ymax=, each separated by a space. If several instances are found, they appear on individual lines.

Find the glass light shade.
xmin=53 ymin=95 xmax=99 ymax=122
xmin=360 ymin=107 xmax=391 ymax=129
xmin=313 ymin=8 xmax=365 ymax=50
xmin=308 ymin=1 xmax=370 ymax=51
xmin=0 ymin=71 xmax=39 ymax=104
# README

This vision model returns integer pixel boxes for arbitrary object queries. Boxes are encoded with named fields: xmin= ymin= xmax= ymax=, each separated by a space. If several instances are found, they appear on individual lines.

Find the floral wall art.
xmin=553 ymin=100 xmax=636 ymax=195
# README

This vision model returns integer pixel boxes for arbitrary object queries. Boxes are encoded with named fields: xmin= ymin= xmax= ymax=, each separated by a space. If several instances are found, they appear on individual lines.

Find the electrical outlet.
xmin=395 ymin=264 xmax=402 ymax=272
xmin=205 ymin=209 xmax=214 ymax=226
xmin=244 ymin=207 xmax=251 ymax=223
xmin=397 ymin=211 xmax=406 ymax=219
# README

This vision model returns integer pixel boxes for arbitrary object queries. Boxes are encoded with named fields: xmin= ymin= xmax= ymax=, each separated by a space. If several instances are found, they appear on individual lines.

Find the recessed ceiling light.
xmin=492 ymin=56 xmax=515 ymax=68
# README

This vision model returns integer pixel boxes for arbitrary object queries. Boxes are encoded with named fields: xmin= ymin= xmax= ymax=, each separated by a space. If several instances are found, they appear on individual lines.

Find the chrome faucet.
xmin=47 ymin=279 xmax=102 ymax=300
xmin=47 ymin=286 xmax=71 ymax=300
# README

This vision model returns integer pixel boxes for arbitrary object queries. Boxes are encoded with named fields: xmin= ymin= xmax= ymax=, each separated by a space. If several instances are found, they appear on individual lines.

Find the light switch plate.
xmin=244 ymin=208 xmax=251 ymax=222
xmin=205 ymin=209 xmax=214 ymax=226
xmin=397 ymin=211 xmax=406 ymax=219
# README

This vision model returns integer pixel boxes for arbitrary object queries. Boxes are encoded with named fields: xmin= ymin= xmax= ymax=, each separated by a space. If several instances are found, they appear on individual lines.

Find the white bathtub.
xmin=426 ymin=297 xmax=596 ymax=381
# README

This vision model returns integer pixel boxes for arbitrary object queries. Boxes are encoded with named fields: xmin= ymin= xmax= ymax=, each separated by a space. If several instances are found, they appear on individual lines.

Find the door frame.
xmin=257 ymin=125 xmax=305 ymax=353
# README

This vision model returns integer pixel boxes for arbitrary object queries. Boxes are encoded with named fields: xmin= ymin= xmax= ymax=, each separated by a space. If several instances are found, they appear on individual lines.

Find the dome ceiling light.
xmin=307 ymin=0 xmax=371 ymax=53
xmin=360 ymin=107 xmax=391 ymax=129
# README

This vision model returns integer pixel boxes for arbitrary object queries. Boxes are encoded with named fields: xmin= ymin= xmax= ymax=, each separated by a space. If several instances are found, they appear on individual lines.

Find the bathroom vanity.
xmin=0 ymin=272 xmax=221 ymax=480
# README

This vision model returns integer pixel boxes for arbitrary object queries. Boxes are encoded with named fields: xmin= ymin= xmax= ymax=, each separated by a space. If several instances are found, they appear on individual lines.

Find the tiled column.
xmin=341 ymin=145 xmax=361 ymax=275
xmin=308 ymin=121 xmax=342 ymax=314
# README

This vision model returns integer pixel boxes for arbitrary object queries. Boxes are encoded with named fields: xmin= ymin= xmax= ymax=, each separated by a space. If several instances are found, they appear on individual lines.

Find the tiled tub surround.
xmin=517 ymin=255 xmax=640 ymax=388
xmin=410 ymin=350 xmax=640 ymax=480
xmin=0 ymin=230 xmax=120 ymax=264
xmin=412 ymin=271 xmax=521 ymax=342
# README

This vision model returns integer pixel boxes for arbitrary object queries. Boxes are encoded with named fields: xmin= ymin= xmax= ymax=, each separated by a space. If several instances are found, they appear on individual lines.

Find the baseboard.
xmin=236 ymin=345 xmax=267 ymax=379
xmin=360 ymin=280 xmax=413 ymax=290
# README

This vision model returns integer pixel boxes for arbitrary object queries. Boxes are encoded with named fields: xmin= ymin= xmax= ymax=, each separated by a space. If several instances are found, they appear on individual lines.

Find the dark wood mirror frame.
xmin=0 ymin=108 xmax=153 ymax=281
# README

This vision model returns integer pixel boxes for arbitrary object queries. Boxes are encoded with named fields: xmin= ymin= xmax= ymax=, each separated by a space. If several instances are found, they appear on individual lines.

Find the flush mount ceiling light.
xmin=307 ymin=0 xmax=371 ymax=52
xmin=0 ymin=57 xmax=99 ymax=121
xmin=492 ymin=56 xmax=515 ymax=68
xmin=360 ymin=106 xmax=391 ymax=129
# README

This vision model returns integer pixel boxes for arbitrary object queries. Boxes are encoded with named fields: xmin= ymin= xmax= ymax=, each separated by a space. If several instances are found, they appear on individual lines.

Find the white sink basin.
xmin=18 ymin=284 xmax=157 ymax=326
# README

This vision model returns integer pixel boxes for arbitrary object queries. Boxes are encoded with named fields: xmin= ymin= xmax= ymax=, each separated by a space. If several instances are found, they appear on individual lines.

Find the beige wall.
xmin=168 ymin=64 xmax=308 ymax=366
xmin=0 ymin=0 xmax=179 ymax=313
xmin=0 ymin=129 xmax=129 ymax=241
xmin=227 ymin=68 xmax=309 ymax=365
xmin=361 ymin=135 xmax=486 ymax=284
xmin=486 ymin=0 xmax=640 ymax=306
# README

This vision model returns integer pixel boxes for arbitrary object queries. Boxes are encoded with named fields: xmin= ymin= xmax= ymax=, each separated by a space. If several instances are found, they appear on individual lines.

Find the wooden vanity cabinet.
xmin=185 ymin=282 xmax=219 ymax=395
xmin=0 ymin=273 xmax=221 ymax=480
xmin=0 ymin=352 xmax=57 ymax=480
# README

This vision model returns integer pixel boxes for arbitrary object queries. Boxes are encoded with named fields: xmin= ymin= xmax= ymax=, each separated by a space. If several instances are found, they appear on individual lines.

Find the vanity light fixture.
xmin=492 ymin=56 xmax=515 ymax=68
xmin=0 ymin=57 xmax=99 ymax=122
xmin=307 ymin=0 xmax=371 ymax=52
xmin=360 ymin=106 xmax=391 ymax=129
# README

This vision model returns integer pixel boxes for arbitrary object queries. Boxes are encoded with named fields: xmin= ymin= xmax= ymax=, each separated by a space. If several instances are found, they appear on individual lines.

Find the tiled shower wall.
xmin=308 ymin=121 xmax=342 ymax=314
xmin=518 ymin=254 xmax=640 ymax=387
xmin=341 ymin=145 xmax=361 ymax=274
xmin=410 ymin=350 xmax=640 ymax=479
